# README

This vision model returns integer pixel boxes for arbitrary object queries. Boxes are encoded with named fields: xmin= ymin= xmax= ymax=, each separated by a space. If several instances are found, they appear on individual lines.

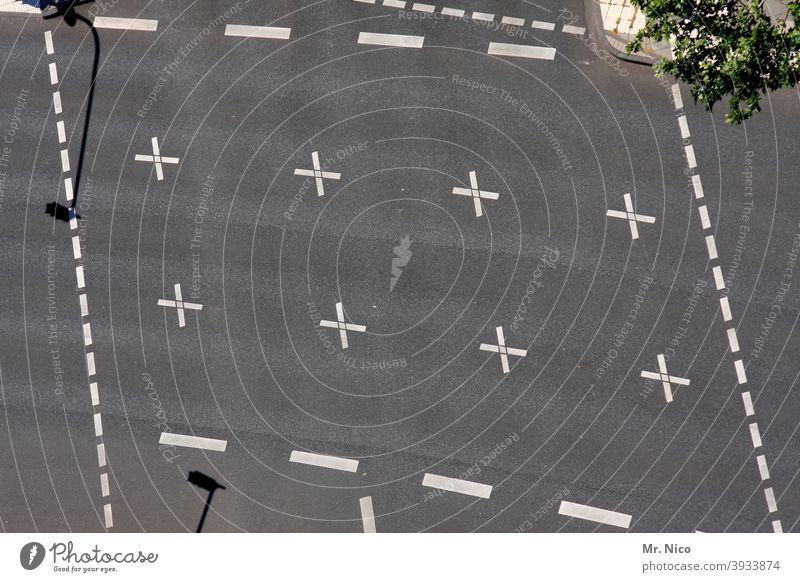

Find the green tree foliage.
xmin=628 ymin=0 xmax=800 ymax=122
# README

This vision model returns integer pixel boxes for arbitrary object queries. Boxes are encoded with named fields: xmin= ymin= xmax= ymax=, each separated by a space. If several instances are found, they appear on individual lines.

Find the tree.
xmin=628 ymin=0 xmax=800 ymax=123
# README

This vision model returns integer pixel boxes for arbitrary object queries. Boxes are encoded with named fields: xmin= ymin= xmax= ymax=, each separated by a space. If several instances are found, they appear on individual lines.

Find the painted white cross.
xmin=640 ymin=354 xmax=690 ymax=403
xmin=134 ymin=137 xmax=180 ymax=181
xmin=319 ymin=302 xmax=366 ymax=349
xmin=452 ymin=171 xmax=499 ymax=217
xmin=479 ymin=326 xmax=527 ymax=373
xmin=294 ymin=151 xmax=341 ymax=196
xmin=606 ymin=193 xmax=656 ymax=239
xmin=157 ymin=283 xmax=203 ymax=328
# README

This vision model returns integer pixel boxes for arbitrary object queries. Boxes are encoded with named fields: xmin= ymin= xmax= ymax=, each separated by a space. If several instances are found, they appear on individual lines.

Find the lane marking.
xmin=698 ymin=205 xmax=711 ymax=229
xmin=757 ymin=455 xmax=770 ymax=480
xmin=49 ymin=62 xmax=58 ymax=85
xmin=640 ymin=353 xmax=690 ymax=403
xmin=60 ymin=148 xmax=70 ymax=172
xmin=93 ymin=412 xmax=103 ymax=437
xmin=64 ymin=177 xmax=73 ymax=201
xmin=357 ymin=32 xmax=425 ymax=48
xmin=727 ymin=328 xmax=740 ymax=352
xmin=671 ymin=83 xmax=683 ymax=109
xmin=103 ymin=503 xmax=113 ymax=529
xmin=685 ymin=144 xmax=697 ymax=168
xmin=319 ymin=302 xmax=366 ymax=349
xmin=224 ymin=24 xmax=291 ymax=39
xmin=56 ymin=120 xmax=66 ymax=143
xmin=734 ymin=359 xmax=747 ymax=383
xmin=86 ymin=352 xmax=96 ymax=376
xmin=134 ymin=136 xmax=179 ymax=181
xmin=720 ymin=296 xmax=732 ymax=321
xmin=712 ymin=265 xmax=724 ymax=289
xmin=90 ymin=382 xmax=99 ymax=406
xmin=691 ymin=174 xmax=704 ymax=199
xmin=488 ymin=42 xmax=556 ymax=60
xmin=562 ymin=24 xmax=586 ymax=35
xmin=355 ymin=0 xmax=376 ymax=3
xmin=93 ymin=16 xmax=158 ymax=31
xmin=606 ymin=192 xmax=656 ymax=240
xmin=479 ymin=325 xmax=527 ymax=374
xmin=773 ymin=520 xmax=783 ymax=533
xmin=157 ymin=283 xmax=203 ymax=328
xmin=502 ymin=16 xmax=525 ymax=26
xmin=765 ymin=487 xmax=778 ymax=512
xmin=422 ymin=473 xmax=492 ymax=499
xmin=677 ymin=115 xmax=690 ymax=139
xmin=385 ymin=0 xmax=406 ymax=7
xmin=412 ymin=3 xmax=435 ymax=12
xmin=53 ymin=91 xmax=62 ymax=114
xmin=72 ymin=235 xmax=82 ymax=259
xmin=749 ymin=422 xmax=762 ymax=448
xmin=290 ymin=450 xmax=359 ymax=472
xmin=472 ymin=11 xmax=494 ymax=22
xmin=68 ymin=207 xmax=78 ymax=230
xmin=742 ymin=391 xmax=754 ymax=416
xmin=451 ymin=170 xmax=499 ymax=217
xmin=45 ymin=30 xmax=54 ymax=54
xmin=83 ymin=322 xmax=93 ymax=346
xmin=76 ymin=265 xmax=85 ymax=288
xmin=705 ymin=235 xmax=718 ymax=259
xmin=360 ymin=496 xmax=377 ymax=533
xmin=159 ymin=432 xmax=228 ymax=452
xmin=79 ymin=293 xmax=88 ymax=317
xmin=441 ymin=7 xmax=464 ymax=16
xmin=294 ymin=151 xmax=341 ymax=196
xmin=100 ymin=473 xmax=110 ymax=497
xmin=97 ymin=443 xmax=106 ymax=467
xmin=531 ymin=20 xmax=555 ymax=30
xmin=558 ymin=501 xmax=631 ymax=528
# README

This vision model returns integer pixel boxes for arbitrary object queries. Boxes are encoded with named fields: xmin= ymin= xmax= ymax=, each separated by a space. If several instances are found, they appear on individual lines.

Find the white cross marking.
xmin=479 ymin=326 xmax=527 ymax=373
xmin=640 ymin=354 xmax=690 ymax=403
xmin=319 ymin=302 xmax=366 ymax=349
xmin=294 ymin=151 xmax=341 ymax=196
xmin=134 ymin=137 xmax=180 ymax=181
xmin=606 ymin=193 xmax=656 ymax=239
xmin=452 ymin=171 xmax=499 ymax=217
xmin=157 ymin=283 xmax=203 ymax=327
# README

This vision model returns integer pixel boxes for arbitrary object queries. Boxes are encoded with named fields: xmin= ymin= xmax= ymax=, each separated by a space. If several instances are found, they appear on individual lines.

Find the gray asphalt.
xmin=0 ymin=0 xmax=799 ymax=533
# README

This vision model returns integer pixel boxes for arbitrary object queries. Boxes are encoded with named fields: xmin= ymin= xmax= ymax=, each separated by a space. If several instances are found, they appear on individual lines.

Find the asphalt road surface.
xmin=0 ymin=0 xmax=799 ymax=533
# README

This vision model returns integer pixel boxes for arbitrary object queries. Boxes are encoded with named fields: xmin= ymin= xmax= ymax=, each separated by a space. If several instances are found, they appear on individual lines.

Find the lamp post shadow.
xmin=187 ymin=471 xmax=226 ymax=533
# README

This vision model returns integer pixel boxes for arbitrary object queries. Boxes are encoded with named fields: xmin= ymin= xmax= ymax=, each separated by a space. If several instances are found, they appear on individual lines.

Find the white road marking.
xmin=671 ymin=83 xmax=683 ymax=109
xmin=76 ymin=265 xmax=85 ymax=289
xmin=72 ymin=236 xmax=81 ymax=259
xmin=640 ymin=353 xmax=690 ymax=403
xmin=64 ymin=177 xmax=73 ymax=201
xmin=742 ymin=391 xmax=755 ymax=416
xmin=698 ymin=205 xmax=711 ymax=229
xmin=479 ymin=325 xmax=527 ymax=374
xmin=100 ymin=473 xmax=110 ymax=497
xmin=385 ymin=0 xmax=406 ymax=7
xmin=773 ymin=520 xmax=783 ymax=533
xmin=358 ymin=31 xmax=425 ymax=48
xmin=705 ymin=235 xmax=718 ymax=259
xmin=45 ymin=30 xmax=54 ymax=54
xmin=355 ymin=0 xmax=376 ymax=3
xmin=97 ymin=443 xmax=106 ymax=467
xmin=57 ymin=120 xmax=66 ymax=143
xmin=294 ymin=151 xmax=341 ymax=196
xmin=531 ymin=20 xmax=555 ymax=30
xmin=86 ymin=352 xmax=96 ymax=376
xmin=83 ymin=322 xmax=93 ymax=346
xmin=412 ymin=3 xmax=435 ymax=12
xmin=90 ymin=382 xmax=99 ymax=406
xmin=224 ymin=24 xmax=291 ymax=39
xmin=93 ymin=17 xmax=158 ymax=31
xmin=319 ymin=302 xmax=366 ymax=349
xmin=472 ymin=12 xmax=494 ymax=22
xmin=757 ymin=455 xmax=770 ymax=480
xmin=441 ymin=7 xmax=464 ymax=17
xmin=562 ymin=24 xmax=586 ymax=35
xmin=606 ymin=193 xmax=656 ymax=240
xmin=53 ymin=91 xmax=62 ymax=114
xmin=502 ymin=16 xmax=525 ymax=26
xmin=720 ymin=296 xmax=732 ymax=321
xmin=685 ymin=145 xmax=697 ymax=168
xmin=749 ymin=422 xmax=762 ymax=448
xmin=60 ymin=149 xmax=70 ymax=172
xmin=727 ymin=328 xmax=740 ymax=352
xmin=488 ymin=42 xmax=556 ymax=60
xmin=79 ymin=293 xmax=88 ymax=317
xmin=712 ymin=265 xmax=725 ymax=289
xmin=359 ymin=496 xmax=376 ymax=533
xmin=157 ymin=283 xmax=203 ymax=328
xmin=734 ymin=359 xmax=747 ymax=383
xmin=451 ymin=171 xmax=499 ymax=217
xmin=93 ymin=413 xmax=103 ymax=437
xmin=765 ymin=487 xmax=778 ymax=512
xmin=677 ymin=115 xmax=690 ymax=139
xmin=159 ymin=432 xmax=227 ymax=452
xmin=422 ymin=473 xmax=492 ymax=499
xmin=69 ymin=207 xmax=78 ymax=230
xmin=134 ymin=137 xmax=179 ymax=181
xmin=103 ymin=503 xmax=113 ymax=528
xmin=49 ymin=62 xmax=58 ymax=84
xmin=558 ymin=501 xmax=631 ymax=528
xmin=691 ymin=174 xmax=704 ymax=199
xmin=290 ymin=450 xmax=359 ymax=472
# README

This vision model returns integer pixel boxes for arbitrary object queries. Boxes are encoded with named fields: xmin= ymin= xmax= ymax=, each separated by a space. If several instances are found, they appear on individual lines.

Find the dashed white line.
xmin=100 ymin=473 xmax=110 ymax=497
xmin=705 ymin=235 xmax=718 ymax=259
xmin=48 ymin=62 xmax=58 ymax=85
xmin=53 ymin=91 xmax=62 ymax=114
xmin=764 ymin=487 xmax=778 ymax=513
xmin=290 ymin=450 xmax=359 ymax=472
xmin=45 ymin=30 xmax=54 ymax=54
xmin=103 ymin=504 xmax=113 ymax=528
xmin=224 ymin=24 xmax=291 ymax=39
xmin=502 ymin=16 xmax=525 ymax=26
xmin=68 ymin=207 xmax=78 ymax=230
xmin=531 ymin=20 xmax=556 ymax=30
xmin=441 ymin=7 xmax=463 ymax=16
xmin=671 ymin=83 xmax=683 ymax=109
xmin=734 ymin=359 xmax=747 ymax=383
xmin=60 ymin=149 xmax=70 ymax=172
xmin=562 ymin=24 xmax=586 ymax=35
xmin=358 ymin=32 xmax=425 ymax=48
xmin=76 ymin=265 xmax=85 ymax=288
xmin=712 ymin=265 xmax=725 ymax=290
xmin=558 ymin=501 xmax=631 ymax=528
xmin=93 ymin=16 xmax=158 ymax=31
xmin=79 ymin=293 xmax=88 ymax=317
xmin=749 ymin=423 xmax=762 ymax=448
xmin=355 ymin=0 xmax=376 ymax=3
xmin=422 ymin=473 xmax=492 ymax=499
xmin=742 ymin=391 xmax=755 ymax=416
xmin=72 ymin=236 xmax=82 ymax=260
xmin=86 ymin=352 xmax=96 ymax=376
xmin=773 ymin=520 xmax=783 ymax=533
xmin=90 ymin=382 xmax=99 ymax=406
xmin=720 ymin=296 xmax=732 ymax=321
xmin=757 ymin=455 xmax=770 ymax=480
xmin=412 ymin=3 xmax=435 ymax=12
xmin=83 ymin=322 xmax=93 ymax=346
xmin=472 ymin=11 xmax=494 ymax=22
xmin=97 ymin=443 xmax=106 ymax=467
xmin=691 ymin=174 xmax=704 ymax=199
xmin=56 ymin=120 xmax=66 ymax=143
xmin=698 ymin=205 xmax=711 ymax=229
xmin=684 ymin=144 xmax=697 ymax=168
xmin=727 ymin=328 xmax=740 ymax=352
xmin=385 ymin=0 xmax=406 ymax=7
xmin=360 ymin=496 xmax=377 ymax=533
xmin=64 ymin=177 xmax=73 ymax=201
xmin=677 ymin=115 xmax=690 ymax=139
xmin=487 ymin=42 xmax=556 ymax=60
xmin=93 ymin=412 xmax=103 ymax=437
xmin=159 ymin=432 xmax=228 ymax=452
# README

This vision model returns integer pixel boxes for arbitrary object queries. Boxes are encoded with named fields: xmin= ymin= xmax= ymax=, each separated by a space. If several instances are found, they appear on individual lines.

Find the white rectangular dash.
xmin=93 ymin=412 xmax=103 ymax=437
xmin=719 ymin=296 xmax=732 ymax=321
xmin=79 ymin=293 xmax=88 ymax=317
xmin=355 ymin=0 xmax=376 ymax=3
xmin=57 ymin=120 xmax=66 ymax=143
xmin=60 ymin=149 xmax=70 ymax=172
xmin=562 ymin=25 xmax=586 ymax=35
xmin=764 ymin=487 xmax=778 ymax=513
xmin=49 ymin=62 xmax=58 ymax=85
xmin=53 ymin=91 xmax=62 ymax=114
xmin=360 ymin=496 xmax=376 ymax=533
xmin=94 ymin=17 xmax=158 ymax=31
xmin=441 ymin=7 xmax=464 ymax=17
xmin=727 ymin=328 xmax=740 ymax=352
xmin=734 ymin=359 xmax=747 ymax=384
xmin=358 ymin=32 xmax=424 ymax=48
xmin=671 ymin=84 xmax=683 ymax=110
xmin=412 ymin=3 xmax=435 ymax=13
xmin=742 ymin=391 xmax=755 ymax=416
xmin=100 ymin=473 xmax=110 ymax=497
xmin=64 ymin=177 xmax=74 ymax=201
xmin=712 ymin=265 xmax=725 ymax=290
xmin=103 ymin=503 xmax=113 ymax=528
xmin=90 ymin=381 xmax=99 ymax=406
xmin=472 ymin=12 xmax=495 ymax=22
xmin=224 ymin=24 xmax=291 ymax=39
xmin=83 ymin=322 xmax=93 ymax=346
xmin=69 ymin=207 xmax=78 ymax=230
xmin=685 ymin=144 xmax=697 ymax=168
xmin=76 ymin=265 xmax=85 ymax=288
xmin=72 ymin=235 xmax=82 ymax=260
xmin=290 ymin=450 xmax=359 ymax=472
xmin=97 ymin=443 xmax=106 ymax=467
xmin=698 ymin=205 xmax=711 ymax=229
xmin=385 ymin=0 xmax=406 ymax=7
xmin=502 ymin=16 xmax=525 ymax=26
xmin=531 ymin=20 xmax=556 ymax=30
xmin=756 ymin=455 xmax=770 ymax=480
xmin=558 ymin=501 xmax=631 ymax=529
xmin=488 ymin=42 xmax=556 ymax=60
xmin=773 ymin=520 xmax=783 ymax=533
xmin=677 ymin=115 xmax=690 ymax=139
xmin=749 ymin=422 xmax=762 ymax=448
xmin=86 ymin=352 xmax=96 ymax=377
xmin=45 ymin=31 xmax=54 ymax=54
xmin=159 ymin=432 xmax=228 ymax=452
xmin=691 ymin=174 xmax=704 ymax=199
xmin=705 ymin=235 xmax=718 ymax=259
xmin=422 ymin=473 xmax=492 ymax=499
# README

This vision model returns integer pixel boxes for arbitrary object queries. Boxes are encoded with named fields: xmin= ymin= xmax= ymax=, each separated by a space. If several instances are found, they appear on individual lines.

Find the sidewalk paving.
xmin=0 ymin=0 xmax=41 ymax=13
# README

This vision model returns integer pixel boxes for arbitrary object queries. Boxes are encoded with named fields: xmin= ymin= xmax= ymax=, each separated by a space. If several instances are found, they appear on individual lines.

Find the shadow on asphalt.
xmin=188 ymin=471 xmax=227 ymax=533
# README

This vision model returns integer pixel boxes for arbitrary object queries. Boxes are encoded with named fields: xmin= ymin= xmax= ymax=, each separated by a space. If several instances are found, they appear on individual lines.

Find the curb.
xmin=582 ymin=0 xmax=658 ymax=66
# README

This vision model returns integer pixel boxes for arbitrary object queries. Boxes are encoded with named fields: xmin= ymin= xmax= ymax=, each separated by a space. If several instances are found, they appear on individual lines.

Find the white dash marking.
xmin=100 ymin=473 xmax=110 ymax=497
xmin=720 ymin=296 xmax=732 ymax=321
xmin=671 ymin=83 xmax=683 ymax=110
xmin=488 ymin=42 xmax=556 ymax=60
xmin=472 ymin=12 xmax=495 ymax=22
xmin=773 ymin=520 xmax=783 ymax=533
xmin=357 ymin=32 xmax=424 ymax=48
xmin=712 ymin=265 xmax=725 ymax=290
xmin=562 ymin=24 xmax=586 ymax=35
xmin=727 ymin=328 xmax=740 ymax=352
xmin=72 ymin=235 xmax=82 ymax=259
xmin=558 ymin=501 xmax=631 ymax=529
xmin=69 ymin=207 xmax=78 ymax=230
xmin=79 ymin=293 xmax=88 ymax=317
xmin=355 ymin=0 xmax=376 ymax=3
xmin=76 ymin=265 xmax=85 ymax=289
xmin=678 ymin=115 xmax=690 ymax=139
xmin=83 ymin=322 xmax=93 ymax=346
xmin=93 ymin=17 xmax=158 ymax=31
xmin=764 ymin=487 xmax=778 ymax=513
xmin=360 ymin=496 xmax=376 ymax=533
xmin=93 ymin=412 xmax=103 ymax=437
xmin=749 ymin=422 xmax=762 ymax=448
xmin=441 ymin=7 xmax=464 ymax=17
xmin=53 ymin=91 xmax=62 ymax=114
xmin=691 ymin=174 xmax=704 ymax=199
xmin=742 ymin=391 xmax=755 ymax=416
xmin=103 ymin=503 xmax=113 ymax=528
xmin=384 ymin=0 xmax=406 ymax=7
xmin=735 ymin=359 xmax=747 ymax=384
xmin=224 ymin=24 xmax=291 ymax=39
xmin=90 ymin=381 xmax=99 ymax=406
xmin=97 ymin=443 xmax=106 ymax=467
xmin=412 ymin=3 xmax=435 ymax=13
xmin=502 ymin=16 xmax=525 ymax=26
xmin=531 ymin=20 xmax=556 ymax=30
xmin=422 ymin=473 xmax=492 ymax=499
xmin=685 ymin=144 xmax=697 ymax=168
xmin=64 ymin=177 xmax=73 ymax=201
xmin=159 ymin=432 xmax=227 ymax=452
xmin=57 ymin=120 xmax=66 ymax=143
xmin=86 ymin=352 xmax=96 ymax=377
xmin=45 ymin=31 xmax=54 ymax=54
xmin=290 ymin=450 xmax=359 ymax=472
xmin=705 ymin=235 xmax=718 ymax=259
xmin=756 ymin=455 xmax=770 ymax=480
xmin=49 ymin=62 xmax=58 ymax=85
xmin=60 ymin=149 xmax=70 ymax=172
